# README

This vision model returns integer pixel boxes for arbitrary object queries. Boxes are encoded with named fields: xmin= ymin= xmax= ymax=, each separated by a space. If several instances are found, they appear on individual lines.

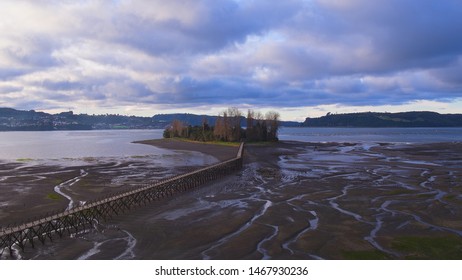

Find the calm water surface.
xmin=1 ymin=127 xmax=461 ymax=161
xmin=0 ymin=129 xmax=164 ymax=160
xmin=279 ymin=127 xmax=462 ymax=143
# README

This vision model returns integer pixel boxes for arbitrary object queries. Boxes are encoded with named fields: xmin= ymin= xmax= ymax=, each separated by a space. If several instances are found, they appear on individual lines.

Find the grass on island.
xmin=137 ymin=138 xmax=241 ymax=147
xmin=244 ymin=141 xmax=279 ymax=146
xmin=171 ymin=138 xmax=241 ymax=147
xmin=165 ymin=137 xmax=279 ymax=147
xmin=136 ymin=137 xmax=280 ymax=148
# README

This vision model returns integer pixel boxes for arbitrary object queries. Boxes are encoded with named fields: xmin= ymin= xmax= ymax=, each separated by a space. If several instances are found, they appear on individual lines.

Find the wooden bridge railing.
xmin=0 ymin=142 xmax=244 ymax=255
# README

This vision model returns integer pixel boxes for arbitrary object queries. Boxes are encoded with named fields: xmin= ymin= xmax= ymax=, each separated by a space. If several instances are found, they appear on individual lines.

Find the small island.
xmin=162 ymin=107 xmax=281 ymax=143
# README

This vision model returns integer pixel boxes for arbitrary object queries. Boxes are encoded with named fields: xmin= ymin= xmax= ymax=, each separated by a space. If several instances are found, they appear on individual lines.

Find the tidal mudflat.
xmin=0 ymin=141 xmax=234 ymax=230
xmin=2 ymin=140 xmax=462 ymax=259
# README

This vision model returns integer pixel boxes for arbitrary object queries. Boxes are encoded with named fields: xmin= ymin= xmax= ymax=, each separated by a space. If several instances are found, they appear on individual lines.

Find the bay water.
xmin=1 ymin=127 xmax=461 ymax=161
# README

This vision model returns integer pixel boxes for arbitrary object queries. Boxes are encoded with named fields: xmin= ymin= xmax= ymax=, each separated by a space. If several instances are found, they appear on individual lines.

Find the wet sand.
xmin=2 ymin=140 xmax=462 ymax=259
xmin=0 ymin=139 xmax=237 ymax=227
xmin=134 ymin=139 xmax=239 ymax=162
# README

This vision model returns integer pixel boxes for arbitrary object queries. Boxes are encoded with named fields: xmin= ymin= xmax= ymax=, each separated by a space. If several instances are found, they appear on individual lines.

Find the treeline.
xmin=0 ymin=107 xmax=158 ymax=130
xmin=163 ymin=108 xmax=280 ymax=142
xmin=303 ymin=111 xmax=462 ymax=127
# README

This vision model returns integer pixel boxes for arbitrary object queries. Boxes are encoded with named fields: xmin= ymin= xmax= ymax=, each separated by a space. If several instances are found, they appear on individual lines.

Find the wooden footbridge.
xmin=0 ymin=143 xmax=244 ymax=255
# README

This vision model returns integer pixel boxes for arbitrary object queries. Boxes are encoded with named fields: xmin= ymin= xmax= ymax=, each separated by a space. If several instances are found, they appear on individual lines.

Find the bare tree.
xmin=227 ymin=107 xmax=242 ymax=141
xmin=265 ymin=111 xmax=280 ymax=141
xmin=254 ymin=111 xmax=266 ymax=141
xmin=246 ymin=109 xmax=255 ymax=141
xmin=201 ymin=116 xmax=209 ymax=141
xmin=171 ymin=119 xmax=185 ymax=137
xmin=214 ymin=114 xmax=225 ymax=141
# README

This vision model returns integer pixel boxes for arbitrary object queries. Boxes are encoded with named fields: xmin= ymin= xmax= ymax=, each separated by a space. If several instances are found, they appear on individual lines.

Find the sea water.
xmin=279 ymin=127 xmax=462 ymax=143
xmin=0 ymin=129 xmax=165 ymax=160
xmin=1 ymin=127 xmax=461 ymax=160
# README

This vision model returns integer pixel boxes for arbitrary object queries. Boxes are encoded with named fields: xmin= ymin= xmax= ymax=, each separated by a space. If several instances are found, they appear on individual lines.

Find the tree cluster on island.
xmin=163 ymin=108 xmax=280 ymax=142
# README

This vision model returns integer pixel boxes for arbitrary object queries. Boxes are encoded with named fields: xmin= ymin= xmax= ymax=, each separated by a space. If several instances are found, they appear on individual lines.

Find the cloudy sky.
xmin=1 ymin=0 xmax=462 ymax=121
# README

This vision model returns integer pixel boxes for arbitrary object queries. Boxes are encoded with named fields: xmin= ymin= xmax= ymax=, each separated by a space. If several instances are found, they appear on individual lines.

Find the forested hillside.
xmin=303 ymin=112 xmax=462 ymax=127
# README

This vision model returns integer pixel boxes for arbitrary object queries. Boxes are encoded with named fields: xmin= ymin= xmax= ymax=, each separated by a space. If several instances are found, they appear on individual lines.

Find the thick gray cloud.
xmin=1 ymin=0 xmax=461 ymax=117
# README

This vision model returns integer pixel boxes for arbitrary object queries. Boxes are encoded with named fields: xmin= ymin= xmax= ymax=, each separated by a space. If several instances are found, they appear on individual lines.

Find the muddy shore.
xmin=134 ymin=139 xmax=239 ymax=162
xmin=2 ymin=140 xmax=462 ymax=259
xmin=0 ymin=139 xmax=238 ymax=227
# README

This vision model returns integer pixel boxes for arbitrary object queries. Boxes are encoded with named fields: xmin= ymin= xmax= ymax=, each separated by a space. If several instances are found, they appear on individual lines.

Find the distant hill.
xmin=303 ymin=111 xmax=462 ymax=127
xmin=152 ymin=113 xmax=219 ymax=127
xmin=3 ymin=108 xmax=461 ymax=131
xmin=6 ymin=107 xmax=462 ymax=130
xmin=0 ymin=108 xmax=300 ymax=131
xmin=152 ymin=113 xmax=301 ymax=127
xmin=0 ymin=108 xmax=156 ymax=131
xmin=0 ymin=108 xmax=48 ymax=119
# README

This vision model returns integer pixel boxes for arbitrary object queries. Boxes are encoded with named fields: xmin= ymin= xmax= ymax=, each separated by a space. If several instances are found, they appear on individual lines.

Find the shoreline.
xmin=134 ymin=138 xmax=240 ymax=162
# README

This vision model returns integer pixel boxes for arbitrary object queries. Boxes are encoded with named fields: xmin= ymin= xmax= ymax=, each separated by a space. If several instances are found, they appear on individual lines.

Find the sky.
xmin=1 ymin=0 xmax=462 ymax=121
